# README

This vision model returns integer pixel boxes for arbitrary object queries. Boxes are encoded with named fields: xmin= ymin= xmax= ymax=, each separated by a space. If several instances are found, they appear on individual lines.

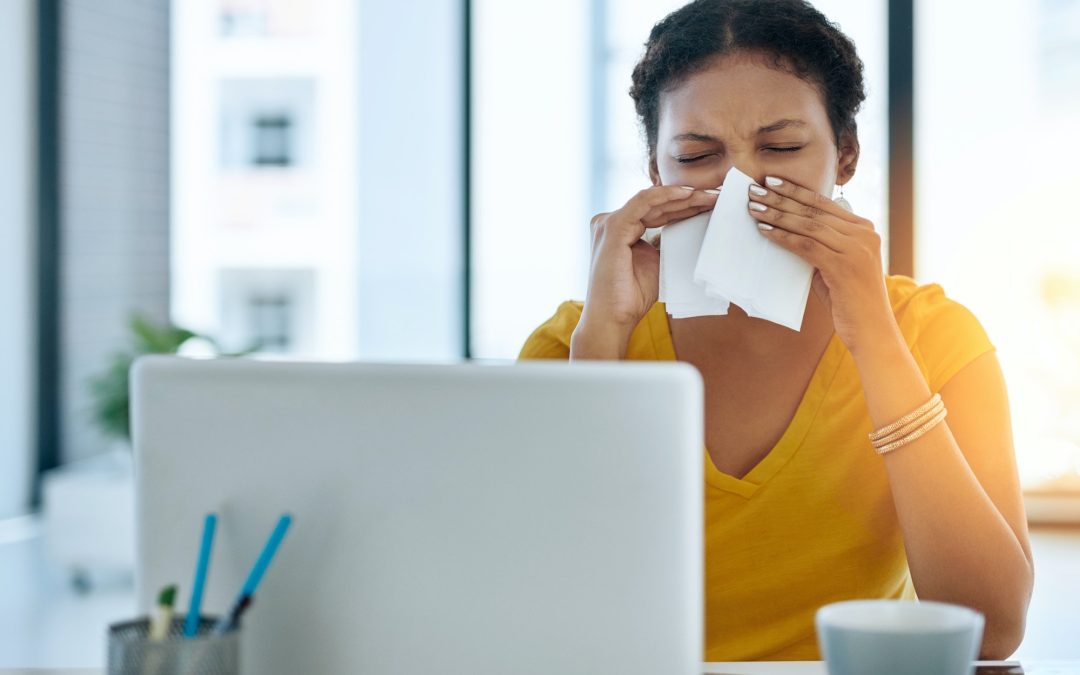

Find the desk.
xmin=704 ymin=664 xmax=1077 ymax=675
xmin=0 ymin=671 xmax=102 ymax=674
xmin=4 ymin=663 xmax=1079 ymax=675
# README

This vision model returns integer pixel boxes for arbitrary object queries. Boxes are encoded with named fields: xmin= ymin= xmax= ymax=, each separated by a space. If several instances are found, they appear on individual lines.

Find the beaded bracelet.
xmin=869 ymin=393 xmax=949 ymax=455
xmin=872 ymin=407 xmax=948 ymax=455
xmin=869 ymin=393 xmax=942 ymax=443
xmin=872 ymin=398 xmax=945 ymax=447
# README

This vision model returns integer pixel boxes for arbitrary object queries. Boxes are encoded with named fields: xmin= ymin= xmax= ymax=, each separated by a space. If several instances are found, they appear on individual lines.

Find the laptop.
xmin=132 ymin=356 xmax=703 ymax=675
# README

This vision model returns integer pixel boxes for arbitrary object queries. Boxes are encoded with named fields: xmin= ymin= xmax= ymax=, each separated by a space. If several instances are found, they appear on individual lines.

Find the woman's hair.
xmin=629 ymin=0 xmax=866 ymax=160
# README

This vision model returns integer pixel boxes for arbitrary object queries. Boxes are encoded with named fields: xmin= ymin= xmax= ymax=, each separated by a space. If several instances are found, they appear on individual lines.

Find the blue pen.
xmin=213 ymin=513 xmax=293 ymax=634
xmin=184 ymin=513 xmax=217 ymax=638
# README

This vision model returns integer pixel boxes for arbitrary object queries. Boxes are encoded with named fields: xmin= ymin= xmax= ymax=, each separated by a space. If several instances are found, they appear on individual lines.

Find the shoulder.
xmin=517 ymin=301 xmax=668 ymax=361
xmin=517 ymin=301 xmax=584 ymax=360
xmin=885 ymin=275 xmax=995 ymax=391
xmin=885 ymin=275 xmax=987 ymax=340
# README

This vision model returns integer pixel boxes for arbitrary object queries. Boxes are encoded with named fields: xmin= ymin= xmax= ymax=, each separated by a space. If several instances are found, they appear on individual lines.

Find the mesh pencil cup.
xmin=107 ymin=615 xmax=239 ymax=675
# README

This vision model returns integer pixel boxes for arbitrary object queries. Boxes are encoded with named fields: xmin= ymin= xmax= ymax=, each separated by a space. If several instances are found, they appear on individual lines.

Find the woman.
xmin=519 ymin=0 xmax=1033 ymax=662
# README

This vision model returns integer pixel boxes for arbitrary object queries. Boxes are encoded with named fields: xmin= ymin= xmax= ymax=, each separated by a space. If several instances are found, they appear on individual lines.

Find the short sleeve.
xmin=517 ymin=301 xmax=584 ymax=361
xmin=889 ymin=277 xmax=996 ymax=393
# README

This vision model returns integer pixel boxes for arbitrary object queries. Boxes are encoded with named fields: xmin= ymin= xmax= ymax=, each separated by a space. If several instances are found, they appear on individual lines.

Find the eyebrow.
xmin=671 ymin=132 xmax=721 ymax=143
xmin=670 ymin=119 xmax=807 ymax=143
xmin=757 ymin=118 xmax=807 ymax=134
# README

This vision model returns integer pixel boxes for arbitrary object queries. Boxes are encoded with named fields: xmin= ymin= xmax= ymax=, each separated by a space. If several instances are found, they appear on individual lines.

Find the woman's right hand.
xmin=571 ymin=185 xmax=719 ymax=360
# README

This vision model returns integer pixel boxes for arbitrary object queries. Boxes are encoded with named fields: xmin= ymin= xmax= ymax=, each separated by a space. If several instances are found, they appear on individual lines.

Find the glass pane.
xmin=470 ymin=0 xmax=591 ymax=359
xmin=473 ymin=0 xmax=887 ymax=360
xmin=171 ymin=0 xmax=360 ymax=359
xmin=916 ymin=0 xmax=1080 ymax=491
xmin=603 ymin=0 xmax=887 ymax=248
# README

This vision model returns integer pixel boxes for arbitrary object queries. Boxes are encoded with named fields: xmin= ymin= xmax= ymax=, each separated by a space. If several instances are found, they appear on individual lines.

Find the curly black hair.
xmin=629 ymin=0 xmax=866 ymax=161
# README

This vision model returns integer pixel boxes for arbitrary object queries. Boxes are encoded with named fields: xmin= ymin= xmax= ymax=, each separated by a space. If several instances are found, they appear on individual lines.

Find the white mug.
xmin=816 ymin=600 xmax=985 ymax=675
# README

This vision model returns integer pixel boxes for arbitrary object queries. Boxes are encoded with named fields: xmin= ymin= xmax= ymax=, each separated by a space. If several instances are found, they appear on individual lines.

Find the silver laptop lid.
xmin=132 ymin=357 xmax=703 ymax=675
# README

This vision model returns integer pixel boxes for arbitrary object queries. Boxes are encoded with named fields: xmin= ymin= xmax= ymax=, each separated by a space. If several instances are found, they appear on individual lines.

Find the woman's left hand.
xmin=746 ymin=176 xmax=897 ymax=356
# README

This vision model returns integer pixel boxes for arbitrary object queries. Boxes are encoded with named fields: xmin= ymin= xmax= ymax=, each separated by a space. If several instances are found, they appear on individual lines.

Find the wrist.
xmin=848 ymin=317 xmax=907 ymax=364
xmin=570 ymin=322 xmax=632 ymax=361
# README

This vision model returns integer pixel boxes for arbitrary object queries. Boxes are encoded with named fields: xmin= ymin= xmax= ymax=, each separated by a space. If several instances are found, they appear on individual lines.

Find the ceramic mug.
xmin=816 ymin=600 xmax=985 ymax=675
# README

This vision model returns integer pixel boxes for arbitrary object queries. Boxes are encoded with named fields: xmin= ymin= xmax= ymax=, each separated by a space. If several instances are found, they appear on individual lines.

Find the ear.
xmin=648 ymin=154 xmax=661 ymax=186
xmin=836 ymin=130 xmax=860 ymax=186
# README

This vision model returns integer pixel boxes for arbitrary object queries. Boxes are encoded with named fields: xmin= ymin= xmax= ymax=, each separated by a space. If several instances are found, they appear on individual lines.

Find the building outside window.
xmin=172 ymin=0 xmax=359 ymax=359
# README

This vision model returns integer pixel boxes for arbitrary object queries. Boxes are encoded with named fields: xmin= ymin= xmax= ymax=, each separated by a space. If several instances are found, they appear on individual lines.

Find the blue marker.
xmin=213 ymin=513 xmax=293 ymax=634
xmin=184 ymin=513 xmax=217 ymax=638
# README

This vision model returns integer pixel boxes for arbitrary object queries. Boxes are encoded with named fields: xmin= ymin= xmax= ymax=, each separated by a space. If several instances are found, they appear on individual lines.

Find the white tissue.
xmin=659 ymin=166 xmax=814 ymax=331
xmin=658 ymin=212 xmax=730 ymax=318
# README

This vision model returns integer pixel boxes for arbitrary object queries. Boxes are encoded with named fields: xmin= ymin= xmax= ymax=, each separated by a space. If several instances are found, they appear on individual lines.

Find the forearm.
xmin=853 ymin=329 xmax=1033 ymax=658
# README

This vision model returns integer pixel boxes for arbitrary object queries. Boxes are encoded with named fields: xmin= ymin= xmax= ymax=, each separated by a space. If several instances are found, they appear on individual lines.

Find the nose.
xmin=717 ymin=155 xmax=764 ymax=187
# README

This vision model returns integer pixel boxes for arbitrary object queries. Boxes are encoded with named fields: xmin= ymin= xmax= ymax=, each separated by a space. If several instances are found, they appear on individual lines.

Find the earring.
xmin=833 ymin=184 xmax=852 ymax=212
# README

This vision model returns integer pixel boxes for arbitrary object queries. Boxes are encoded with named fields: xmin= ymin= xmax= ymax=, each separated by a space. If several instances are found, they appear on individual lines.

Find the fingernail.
xmin=704 ymin=188 xmax=721 ymax=195
xmin=757 ymin=222 xmax=774 ymax=231
xmin=765 ymin=176 xmax=783 ymax=187
xmin=748 ymin=201 xmax=768 ymax=212
xmin=680 ymin=185 xmax=695 ymax=191
xmin=749 ymin=184 xmax=768 ymax=196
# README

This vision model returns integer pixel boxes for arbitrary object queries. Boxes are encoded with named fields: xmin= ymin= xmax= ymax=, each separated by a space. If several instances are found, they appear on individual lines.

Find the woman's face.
xmin=650 ymin=52 xmax=858 ymax=195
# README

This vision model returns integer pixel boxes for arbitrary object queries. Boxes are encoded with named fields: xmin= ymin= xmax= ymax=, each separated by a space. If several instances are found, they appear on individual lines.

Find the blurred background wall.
xmin=59 ymin=1 xmax=172 ymax=464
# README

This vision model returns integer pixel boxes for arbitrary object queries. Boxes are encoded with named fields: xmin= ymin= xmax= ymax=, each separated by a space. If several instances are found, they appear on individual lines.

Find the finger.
xmin=755 ymin=221 xmax=835 ymax=268
xmin=747 ymin=198 xmax=846 ymax=253
xmin=748 ymin=183 xmax=854 ymax=237
xmin=620 ymin=185 xmax=699 ymax=222
xmin=761 ymin=176 xmax=871 ymax=228
xmin=643 ymin=203 xmax=714 ymax=229
xmin=640 ymin=191 xmax=717 ymax=227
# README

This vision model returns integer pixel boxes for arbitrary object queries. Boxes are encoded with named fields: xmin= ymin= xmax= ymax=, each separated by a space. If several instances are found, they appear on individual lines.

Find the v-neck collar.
xmin=646 ymin=302 xmax=845 ymax=499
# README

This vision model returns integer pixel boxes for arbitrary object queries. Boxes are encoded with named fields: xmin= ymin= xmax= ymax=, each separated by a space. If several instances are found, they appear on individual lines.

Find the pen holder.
xmin=107 ymin=615 xmax=239 ymax=675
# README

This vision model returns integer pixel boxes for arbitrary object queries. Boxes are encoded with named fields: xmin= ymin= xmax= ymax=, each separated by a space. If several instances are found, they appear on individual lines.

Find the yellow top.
xmin=518 ymin=275 xmax=995 ymax=661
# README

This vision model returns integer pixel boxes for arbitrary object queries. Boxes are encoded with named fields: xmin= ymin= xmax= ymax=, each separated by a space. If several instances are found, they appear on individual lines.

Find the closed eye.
xmin=675 ymin=154 xmax=714 ymax=164
xmin=765 ymin=146 xmax=804 ymax=153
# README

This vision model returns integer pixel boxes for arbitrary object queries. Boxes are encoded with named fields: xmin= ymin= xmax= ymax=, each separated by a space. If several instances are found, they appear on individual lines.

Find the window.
xmin=218 ymin=268 xmax=315 ymax=353
xmin=219 ymin=0 xmax=316 ymax=38
xmin=471 ymin=0 xmax=887 ymax=359
xmin=915 ymin=0 xmax=1080 ymax=494
xmin=248 ymin=294 xmax=293 ymax=351
xmin=172 ymin=1 xmax=359 ymax=360
xmin=252 ymin=114 xmax=293 ymax=167
xmin=470 ymin=0 xmax=591 ymax=359
xmin=176 ymin=0 xmax=464 ymax=363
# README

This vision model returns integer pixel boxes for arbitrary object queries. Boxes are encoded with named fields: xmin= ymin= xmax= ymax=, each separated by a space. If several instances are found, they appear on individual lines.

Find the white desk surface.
xmin=704 ymin=664 xmax=828 ymax=674
xmin=704 ymin=663 xmax=1076 ymax=674
xmin=0 ymin=662 xmax=1050 ymax=675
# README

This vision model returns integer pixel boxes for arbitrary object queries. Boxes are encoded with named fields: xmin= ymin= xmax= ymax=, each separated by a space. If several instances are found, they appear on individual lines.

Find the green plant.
xmin=87 ymin=313 xmax=210 ymax=443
